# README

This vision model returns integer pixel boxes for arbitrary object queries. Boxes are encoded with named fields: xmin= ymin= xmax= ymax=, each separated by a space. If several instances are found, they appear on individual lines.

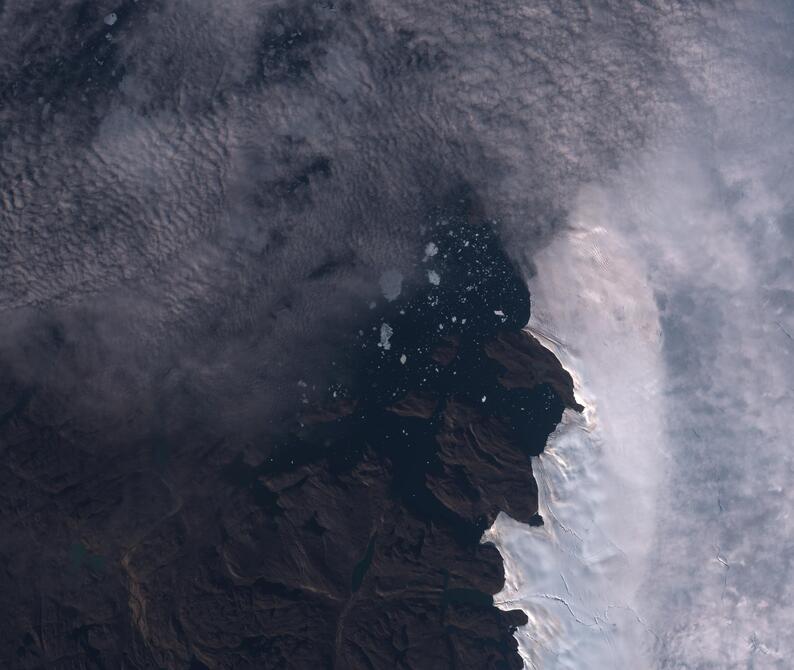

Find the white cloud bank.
xmin=488 ymin=3 xmax=794 ymax=669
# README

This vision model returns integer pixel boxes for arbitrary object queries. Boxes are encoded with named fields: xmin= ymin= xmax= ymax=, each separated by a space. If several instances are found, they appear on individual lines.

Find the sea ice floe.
xmin=379 ymin=323 xmax=393 ymax=351
xmin=379 ymin=270 xmax=403 ymax=302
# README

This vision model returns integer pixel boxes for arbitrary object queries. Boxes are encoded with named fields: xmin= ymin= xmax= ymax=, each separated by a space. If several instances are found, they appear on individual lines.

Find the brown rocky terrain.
xmin=1 ymin=207 xmax=578 ymax=669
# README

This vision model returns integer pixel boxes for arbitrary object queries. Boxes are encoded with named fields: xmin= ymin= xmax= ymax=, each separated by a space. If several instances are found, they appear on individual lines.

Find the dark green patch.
xmin=69 ymin=541 xmax=106 ymax=573
xmin=351 ymin=533 xmax=377 ymax=592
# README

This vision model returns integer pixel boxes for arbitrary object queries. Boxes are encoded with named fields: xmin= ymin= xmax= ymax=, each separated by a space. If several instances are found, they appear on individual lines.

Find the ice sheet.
xmin=485 ymin=217 xmax=665 ymax=668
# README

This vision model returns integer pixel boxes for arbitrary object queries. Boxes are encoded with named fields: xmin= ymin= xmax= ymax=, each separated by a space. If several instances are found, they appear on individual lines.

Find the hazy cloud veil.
xmin=2 ymin=0 xmax=793 ymax=668
xmin=489 ymin=3 xmax=794 ymax=668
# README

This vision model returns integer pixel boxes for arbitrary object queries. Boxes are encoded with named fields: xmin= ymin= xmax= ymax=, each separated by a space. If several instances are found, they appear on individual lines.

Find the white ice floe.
xmin=379 ymin=323 xmax=393 ymax=350
xmin=424 ymin=242 xmax=439 ymax=260
xmin=379 ymin=270 xmax=403 ymax=302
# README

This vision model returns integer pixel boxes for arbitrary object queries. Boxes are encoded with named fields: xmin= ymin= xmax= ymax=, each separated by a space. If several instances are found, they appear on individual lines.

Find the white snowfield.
xmin=486 ymin=3 xmax=794 ymax=666
xmin=487 ymin=138 xmax=794 ymax=668
xmin=485 ymin=216 xmax=665 ymax=669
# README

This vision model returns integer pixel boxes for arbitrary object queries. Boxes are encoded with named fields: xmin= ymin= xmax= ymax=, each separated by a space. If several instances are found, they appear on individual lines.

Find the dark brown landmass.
xmin=485 ymin=331 xmax=583 ymax=413
xmin=0 ymin=197 xmax=578 ymax=669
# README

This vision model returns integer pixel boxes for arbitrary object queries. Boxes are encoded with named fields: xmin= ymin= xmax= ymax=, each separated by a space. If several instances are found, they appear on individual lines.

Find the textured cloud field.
xmin=0 ymin=0 xmax=682 ymax=440
xmin=2 ymin=0 xmax=794 ymax=667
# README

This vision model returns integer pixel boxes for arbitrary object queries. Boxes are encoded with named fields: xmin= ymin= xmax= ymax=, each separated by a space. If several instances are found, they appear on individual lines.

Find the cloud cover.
xmin=489 ymin=2 xmax=794 ymax=668
xmin=0 ymin=0 xmax=682 ymax=438
xmin=2 ymin=0 xmax=794 ymax=667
